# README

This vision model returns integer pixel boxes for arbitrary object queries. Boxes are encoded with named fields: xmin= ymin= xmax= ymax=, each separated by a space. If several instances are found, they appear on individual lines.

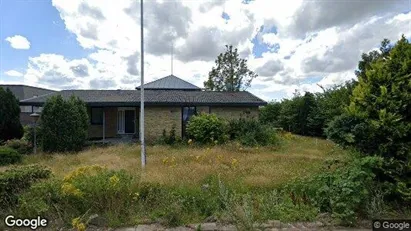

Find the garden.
xmin=0 ymin=36 xmax=410 ymax=230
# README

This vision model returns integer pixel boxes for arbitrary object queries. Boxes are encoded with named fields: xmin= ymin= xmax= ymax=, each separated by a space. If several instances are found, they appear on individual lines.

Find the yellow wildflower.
xmin=72 ymin=217 xmax=81 ymax=227
xmin=133 ymin=192 xmax=140 ymax=201
xmin=231 ymin=158 xmax=238 ymax=167
xmin=62 ymin=183 xmax=82 ymax=197
xmin=76 ymin=223 xmax=86 ymax=231
xmin=109 ymin=175 xmax=120 ymax=187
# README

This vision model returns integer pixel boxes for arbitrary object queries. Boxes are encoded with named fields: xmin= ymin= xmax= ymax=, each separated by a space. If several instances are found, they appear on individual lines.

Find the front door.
xmin=117 ymin=108 xmax=135 ymax=134
xmin=124 ymin=110 xmax=135 ymax=134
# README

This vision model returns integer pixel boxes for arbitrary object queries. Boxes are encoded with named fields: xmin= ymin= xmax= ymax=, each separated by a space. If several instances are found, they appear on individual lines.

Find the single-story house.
xmin=20 ymin=75 xmax=267 ymax=141
xmin=1 ymin=85 xmax=56 ymax=125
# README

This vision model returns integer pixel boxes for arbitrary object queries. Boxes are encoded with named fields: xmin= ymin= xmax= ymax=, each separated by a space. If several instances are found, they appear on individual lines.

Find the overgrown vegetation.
xmin=326 ymin=35 xmax=411 ymax=203
xmin=0 ymin=165 xmax=51 ymax=209
xmin=0 ymin=147 xmax=22 ymax=166
xmin=0 ymin=87 xmax=24 ymax=142
xmin=40 ymin=95 xmax=89 ymax=153
xmin=4 ymin=139 xmax=32 ymax=155
xmin=186 ymin=113 xmax=228 ymax=144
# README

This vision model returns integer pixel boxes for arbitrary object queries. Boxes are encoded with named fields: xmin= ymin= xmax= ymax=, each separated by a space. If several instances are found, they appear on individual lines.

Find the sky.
xmin=0 ymin=0 xmax=410 ymax=101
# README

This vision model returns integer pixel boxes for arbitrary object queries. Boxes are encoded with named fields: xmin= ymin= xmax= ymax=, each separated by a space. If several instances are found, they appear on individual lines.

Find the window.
xmin=91 ymin=107 xmax=103 ymax=125
xmin=182 ymin=106 xmax=196 ymax=137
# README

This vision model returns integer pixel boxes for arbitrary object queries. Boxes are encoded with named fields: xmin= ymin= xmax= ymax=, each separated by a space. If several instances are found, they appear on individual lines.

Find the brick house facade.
xmin=20 ymin=75 xmax=266 ymax=141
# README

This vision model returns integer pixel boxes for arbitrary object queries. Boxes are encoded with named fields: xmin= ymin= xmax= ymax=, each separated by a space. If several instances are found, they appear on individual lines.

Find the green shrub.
xmin=4 ymin=139 xmax=33 ymax=154
xmin=0 ymin=87 xmax=24 ymax=142
xmin=40 ymin=95 xmax=89 ymax=153
xmin=285 ymin=156 xmax=383 ymax=225
xmin=186 ymin=113 xmax=228 ymax=144
xmin=22 ymin=125 xmax=42 ymax=148
xmin=327 ymin=36 xmax=411 ymax=202
xmin=0 ymin=165 xmax=51 ymax=208
xmin=0 ymin=147 xmax=22 ymax=166
xmin=158 ymin=125 xmax=180 ymax=145
xmin=228 ymin=118 xmax=278 ymax=146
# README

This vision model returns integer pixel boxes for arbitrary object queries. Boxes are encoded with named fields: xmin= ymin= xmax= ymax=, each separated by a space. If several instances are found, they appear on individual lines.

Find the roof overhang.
xmin=20 ymin=101 xmax=267 ymax=107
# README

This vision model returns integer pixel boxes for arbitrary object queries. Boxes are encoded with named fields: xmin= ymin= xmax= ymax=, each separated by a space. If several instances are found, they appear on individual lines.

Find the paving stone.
xmin=217 ymin=225 xmax=237 ymax=231
xmin=136 ymin=224 xmax=164 ymax=231
xmin=199 ymin=223 xmax=218 ymax=231
xmin=267 ymin=220 xmax=281 ymax=228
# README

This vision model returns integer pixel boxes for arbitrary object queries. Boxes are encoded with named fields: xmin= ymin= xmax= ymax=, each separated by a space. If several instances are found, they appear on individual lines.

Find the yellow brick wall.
xmin=144 ymin=106 xmax=182 ymax=141
xmin=210 ymin=106 xmax=259 ymax=120
xmin=88 ymin=107 xmax=118 ymax=138
xmin=197 ymin=106 xmax=210 ymax=114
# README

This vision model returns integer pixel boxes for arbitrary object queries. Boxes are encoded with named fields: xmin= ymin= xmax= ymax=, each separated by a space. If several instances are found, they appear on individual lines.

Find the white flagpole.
xmin=140 ymin=0 xmax=146 ymax=167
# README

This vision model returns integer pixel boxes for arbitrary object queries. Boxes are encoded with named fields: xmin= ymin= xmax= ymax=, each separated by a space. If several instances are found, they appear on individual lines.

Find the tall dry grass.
xmin=3 ymin=135 xmax=347 ymax=188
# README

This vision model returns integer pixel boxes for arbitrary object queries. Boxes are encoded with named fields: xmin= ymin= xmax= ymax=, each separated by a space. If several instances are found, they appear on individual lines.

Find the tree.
xmin=328 ymin=35 xmax=411 ymax=201
xmin=0 ymin=88 xmax=23 ymax=142
xmin=204 ymin=45 xmax=257 ymax=91
xmin=259 ymin=101 xmax=282 ymax=126
xmin=355 ymin=38 xmax=392 ymax=79
xmin=40 ymin=95 xmax=89 ymax=152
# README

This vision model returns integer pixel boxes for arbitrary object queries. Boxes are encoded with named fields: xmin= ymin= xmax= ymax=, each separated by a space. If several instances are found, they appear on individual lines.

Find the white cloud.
xmin=4 ymin=70 xmax=24 ymax=77
xmin=8 ymin=0 xmax=410 ymax=101
xmin=5 ymin=35 xmax=31 ymax=49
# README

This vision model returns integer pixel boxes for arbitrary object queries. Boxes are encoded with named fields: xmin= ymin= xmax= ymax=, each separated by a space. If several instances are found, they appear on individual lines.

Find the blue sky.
xmin=1 ymin=0 xmax=410 ymax=101
xmin=0 ymin=0 xmax=88 ymax=82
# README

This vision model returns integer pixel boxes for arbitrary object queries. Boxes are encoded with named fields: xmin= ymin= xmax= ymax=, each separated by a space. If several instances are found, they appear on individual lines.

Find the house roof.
xmin=20 ymin=89 xmax=267 ymax=107
xmin=0 ymin=84 xmax=55 ymax=100
xmin=136 ymin=75 xmax=201 ymax=90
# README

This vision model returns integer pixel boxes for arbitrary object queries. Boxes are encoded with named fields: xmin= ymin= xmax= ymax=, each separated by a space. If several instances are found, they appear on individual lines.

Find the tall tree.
xmin=204 ymin=45 xmax=257 ymax=91
xmin=0 ymin=88 xmax=23 ymax=142
xmin=355 ymin=38 xmax=392 ymax=79
xmin=328 ymin=35 xmax=411 ymax=201
xmin=41 ymin=95 xmax=89 ymax=152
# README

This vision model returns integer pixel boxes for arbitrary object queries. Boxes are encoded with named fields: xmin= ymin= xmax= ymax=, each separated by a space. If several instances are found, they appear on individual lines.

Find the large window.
xmin=91 ymin=107 xmax=103 ymax=125
xmin=182 ymin=106 xmax=196 ymax=137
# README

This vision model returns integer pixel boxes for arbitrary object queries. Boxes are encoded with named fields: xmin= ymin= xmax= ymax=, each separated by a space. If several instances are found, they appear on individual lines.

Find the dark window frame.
xmin=90 ymin=107 xmax=104 ymax=125
xmin=181 ymin=106 xmax=197 ymax=137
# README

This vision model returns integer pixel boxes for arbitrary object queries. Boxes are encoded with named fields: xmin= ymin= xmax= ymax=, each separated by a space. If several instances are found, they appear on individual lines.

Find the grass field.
xmin=5 ymin=135 xmax=348 ymax=189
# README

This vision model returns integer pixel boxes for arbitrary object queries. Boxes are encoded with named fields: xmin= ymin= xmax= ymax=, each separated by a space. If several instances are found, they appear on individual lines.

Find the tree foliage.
xmin=0 ymin=88 xmax=24 ymax=142
xmin=40 ymin=95 xmax=89 ymax=153
xmin=204 ymin=45 xmax=257 ymax=91
xmin=259 ymin=82 xmax=355 ymax=137
xmin=327 ymin=35 xmax=411 ymax=201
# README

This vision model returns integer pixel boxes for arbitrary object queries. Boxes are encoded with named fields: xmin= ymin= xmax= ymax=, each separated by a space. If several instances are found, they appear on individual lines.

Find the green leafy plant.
xmin=40 ymin=95 xmax=89 ymax=153
xmin=158 ymin=124 xmax=180 ymax=145
xmin=0 ymin=87 xmax=24 ymax=142
xmin=22 ymin=125 xmax=42 ymax=149
xmin=327 ymin=36 xmax=411 ymax=202
xmin=228 ymin=118 xmax=278 ymax=146
xmin=4 ymin=139 xmax=33 ymax=155
xmin=0 ymin=165 xmax=51 ymax=208
xmin=186 ymin=113 xmax=228 ymax=144
xmin=0 ymin=147 xmax=22 ymax=166
xmin=285 ymin=156 xmax=383 ymax=225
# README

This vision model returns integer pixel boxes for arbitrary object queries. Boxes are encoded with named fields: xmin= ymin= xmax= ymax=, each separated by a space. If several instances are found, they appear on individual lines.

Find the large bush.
xmin=40 ymin=95 xmax=89 ymax=153
xmin=0 ymin=165 xmax=51 ymax=208
xmin=4 ymin=139 xmax=33 ymax=155
xmin=186 ymin=113 xmax=228 ymax=144
xmin=17 ymin=165 xmax=137 ymax=226
xmin=327 ymin=36 xmax=411 ymax=201
xmin=0 ymin=147 xmax=22 ymax=166
xmin=0 ymin=87 xmax=24 ymax=142
xmin=286 ymin=156 xmax=383 ymax=225
xmin=228 ymin=118 xmax=278 ymax=146
xmin=22 ymin=125 xmax=42 ymax=149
